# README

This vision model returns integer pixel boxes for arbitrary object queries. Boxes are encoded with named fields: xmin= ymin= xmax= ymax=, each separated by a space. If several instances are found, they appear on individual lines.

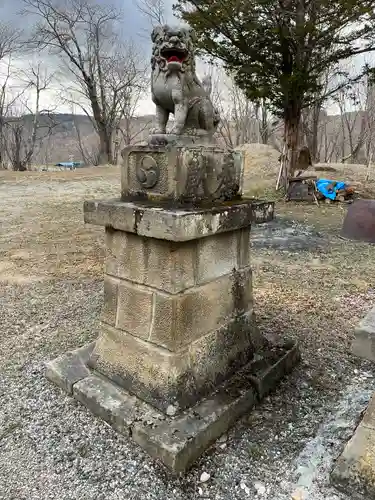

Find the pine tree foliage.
xmin=174 ymin=0 xmax=375 ymax=173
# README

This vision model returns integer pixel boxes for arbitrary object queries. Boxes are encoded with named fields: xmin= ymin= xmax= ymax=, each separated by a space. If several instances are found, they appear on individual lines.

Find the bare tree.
xmin=115 ymin=94 xmax=152 ymax=160
xmin=135 ymin=0 xmax=166 ymax=27
xmin=0 ymin=23 xmax=22 ymax=168
xmin=254 ymin=100 xmax=272 ymax=145
xmin=363 ymin=78 xmax=375 ymax=172
xmin=4 ymin=62 xmax=56 ymax=171
xmin=209 ymin=67 xmax=279 ymax=148
xmin=0 ymin=22 xmax=21 ymax=60
xmin=301 ymin=90 xmax=328 ymax=163
xmin=298 ymin=62 xmax=340 ymax=163
xmin=24 ymin=0 xmax=147 ymax=165
xmin=209 ymin=68 xmax=257 ymax=147
xmin=72 ymin=111 xmax=101 ymax=166
xmin=318 ymin=113 xmax=341 ymax=163
xmin=333 ymin=79 xmax=370 ymax=164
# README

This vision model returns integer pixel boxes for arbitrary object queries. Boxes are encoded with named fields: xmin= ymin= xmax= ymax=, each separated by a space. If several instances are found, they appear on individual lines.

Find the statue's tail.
xmin=213 ymin=108 xmax=220 ymax=128
xmin=201 ymin=75 xmax=213 ymax=96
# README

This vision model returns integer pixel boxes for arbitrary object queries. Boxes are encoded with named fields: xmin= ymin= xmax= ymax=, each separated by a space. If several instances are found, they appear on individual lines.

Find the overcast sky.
xmin=0 ymin=0 xmax=182 ymax=114
xmin=1 ymin=0 xmax=374 ymax=117
xmin=0 ymin=0 xmax=154 ymax=33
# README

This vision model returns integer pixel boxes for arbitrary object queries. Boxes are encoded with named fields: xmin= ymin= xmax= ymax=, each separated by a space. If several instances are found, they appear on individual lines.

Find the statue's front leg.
xmin=199 ymin=100 xmax=216 ymax=133
xmin=152 ymin=105 xmax=169 ymax=134
xmin=170 ymin=103 xmax=188 ymax=134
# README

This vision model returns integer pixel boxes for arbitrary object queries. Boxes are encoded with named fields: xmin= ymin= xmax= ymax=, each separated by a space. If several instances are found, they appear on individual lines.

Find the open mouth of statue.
xmin=161 ymin=48 xmax=187 ymax=63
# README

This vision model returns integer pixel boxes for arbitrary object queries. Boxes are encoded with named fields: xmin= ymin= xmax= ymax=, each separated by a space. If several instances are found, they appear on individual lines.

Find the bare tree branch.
xmin=23 ymin=0 xmax=148 ymax=164
xmin=3 ymin=62 xmax=57 ymax=171
xmin=135 ymin=0 xmax=166 ymax=30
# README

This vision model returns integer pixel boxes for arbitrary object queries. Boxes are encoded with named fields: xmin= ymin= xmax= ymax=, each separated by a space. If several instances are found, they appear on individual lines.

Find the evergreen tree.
xmin=174 ymin=0 xmax=375 ymax=175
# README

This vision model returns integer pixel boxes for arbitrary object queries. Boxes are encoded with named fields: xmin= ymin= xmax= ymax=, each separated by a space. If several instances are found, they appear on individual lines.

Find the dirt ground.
xmin=0 ymin=166 xmax=120 ymax=285
xmin=1 ymin=164 xmax=375 ymax=499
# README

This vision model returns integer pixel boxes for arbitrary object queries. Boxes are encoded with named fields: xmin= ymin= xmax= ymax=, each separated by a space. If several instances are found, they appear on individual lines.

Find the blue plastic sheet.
xmin=54 ymin=161 xmax=82 ymax=168
xmin=315 ymin=178 xmax=347 ymax=201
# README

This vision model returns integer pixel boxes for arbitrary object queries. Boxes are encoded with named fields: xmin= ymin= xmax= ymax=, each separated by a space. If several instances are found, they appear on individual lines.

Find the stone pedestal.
xmin=46 ymin=142 xmax=299 ymax=473
xmin=84 ymin=198 xmax=261 ymax=414
xmin=121 ymin=143 xmax=243 ymax=203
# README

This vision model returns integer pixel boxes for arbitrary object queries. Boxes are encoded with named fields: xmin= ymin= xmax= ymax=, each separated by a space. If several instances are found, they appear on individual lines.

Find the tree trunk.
xmin=261 ymin=108 xmax=269 ymax=144
xmin=284 ymin=109 xmax=301 ymax=179
xmin=310 ymin=107 xmax=319 ymax=162
xmin=304 ymin=103 xmax=320 ymax=162
xmin=113 ymin=127 xmax=121 ymax=165
xmin=98 ymin=127 xmax=113 ymax=165
xmin=88 ymin=83 xmax=114 ymax=165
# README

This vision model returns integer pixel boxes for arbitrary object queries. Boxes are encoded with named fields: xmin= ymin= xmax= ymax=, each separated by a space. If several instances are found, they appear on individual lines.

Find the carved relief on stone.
xmin=136 ymin=155 xmax=160 ymax=189
xmin=121 ymin=145 xmax=243 ymax=203
xmin=180 ymin=148 xmax=241 ymax=201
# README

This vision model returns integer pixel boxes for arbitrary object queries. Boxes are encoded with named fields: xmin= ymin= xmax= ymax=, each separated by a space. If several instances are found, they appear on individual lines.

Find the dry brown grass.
xmin=232 ymin=144 xmax=375 ymax=361
xmin=1 ymin=161 xmax=375 ymax=372
xmin=0 ymin=165 xmax=119 ymax=183
xmin=239 ymin=143 xmax=375 ymax=200
xmin=0 ymin=166 xmax=120 ymax=283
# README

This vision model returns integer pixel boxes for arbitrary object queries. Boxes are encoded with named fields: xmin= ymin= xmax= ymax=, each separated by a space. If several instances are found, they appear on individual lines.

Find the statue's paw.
xmin=168 ymin=126 xmax=183 ymax=135
xmin=150 ymin=128 xmax=166 ymax=135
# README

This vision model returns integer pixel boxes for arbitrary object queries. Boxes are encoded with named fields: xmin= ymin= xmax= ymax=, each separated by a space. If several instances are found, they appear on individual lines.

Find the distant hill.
xmin=4 ymin=109 xmax=370 ymax=167
xmin=6 ymin=113 xmax=155 ymax=166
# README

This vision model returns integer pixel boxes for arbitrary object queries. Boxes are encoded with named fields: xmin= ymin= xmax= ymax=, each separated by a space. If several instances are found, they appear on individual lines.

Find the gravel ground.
xmin=1 ymin=169 xmax=375 ymax=500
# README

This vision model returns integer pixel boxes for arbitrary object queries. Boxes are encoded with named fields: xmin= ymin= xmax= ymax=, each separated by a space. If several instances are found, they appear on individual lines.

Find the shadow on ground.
xmin=252 ymin=217 xmax=327 ymax=252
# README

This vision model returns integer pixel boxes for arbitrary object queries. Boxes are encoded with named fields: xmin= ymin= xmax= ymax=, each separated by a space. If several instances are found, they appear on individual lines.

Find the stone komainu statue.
xmin=151 ymin=24 xmax=220 ymax=137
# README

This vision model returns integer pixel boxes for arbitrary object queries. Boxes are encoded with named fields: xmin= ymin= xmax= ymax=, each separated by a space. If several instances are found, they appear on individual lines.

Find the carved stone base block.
xmin=46 ymin=340 xmax=300 ymax=474
xmin=121 ymin=144 xmax=243 ymax=203
xmin=84 ymin=198 xmax=263 ymax=414
xmin=45 ymin=195 xmax=300 ymax=472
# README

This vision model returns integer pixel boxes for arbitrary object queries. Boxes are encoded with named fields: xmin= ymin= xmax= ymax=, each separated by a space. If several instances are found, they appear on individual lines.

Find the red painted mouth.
xmin=161 ymin=49 xmax=186 ymax=63
xmin=168 ymin=55 xmax=182 ymax=63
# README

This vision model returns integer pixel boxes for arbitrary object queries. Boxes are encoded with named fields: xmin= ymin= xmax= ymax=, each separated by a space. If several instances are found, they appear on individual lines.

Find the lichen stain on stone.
xmin=133 ymin=209 xmax=144 ymax=234
xmin=141 ymin=236 xmax=151 ymax=269
xmin=358 ymin=448 xmax=375 ymax=486
xmin=231 ymin=268 xmax=246 ymax=314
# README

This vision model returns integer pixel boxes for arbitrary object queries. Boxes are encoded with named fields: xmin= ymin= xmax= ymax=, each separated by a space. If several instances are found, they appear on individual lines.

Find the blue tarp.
xmin=54 ymin=161 xmax=82 ymax=168
xmin=315 ymin=178 xmax=347 ymax=200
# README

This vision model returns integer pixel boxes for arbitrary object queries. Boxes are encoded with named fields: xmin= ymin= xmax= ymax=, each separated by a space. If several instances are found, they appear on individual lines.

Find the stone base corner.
xmin=46 ymin=340 xmax=300 ymax=474
xmin=352 ymin=306 xmax=375 ymax=363
xmin=331 ymin=393 xmax=375 ymax=498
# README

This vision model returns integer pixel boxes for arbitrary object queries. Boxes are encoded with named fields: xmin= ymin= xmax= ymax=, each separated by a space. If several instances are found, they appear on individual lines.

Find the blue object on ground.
xmin=54 ymin=161 xmax=82 ymax=168
xmin=315 ymin=178 xmax=347 ymax=200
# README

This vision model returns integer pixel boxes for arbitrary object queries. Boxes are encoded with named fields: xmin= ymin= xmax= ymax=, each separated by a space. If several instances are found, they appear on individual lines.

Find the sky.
xmin=0 ymin=0 xmax=182 ymax=116
xmin=1 ymin=0 xmax=374 ymax=118
xmin=0 ymin=0 xmax=151 ymax=31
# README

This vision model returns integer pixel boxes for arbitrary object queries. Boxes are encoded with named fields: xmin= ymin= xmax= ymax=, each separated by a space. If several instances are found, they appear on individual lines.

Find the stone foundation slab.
xmin=46 ymin=340 xmax=300 ymax=474
xmin=83 ymin=198 xmax=274 ymax=242
xmin=83 ymin=198 xmax=254 ymax=242
xmin=331 ymin=393 xmax=375 ymax=498
xmin=352 ymin=306 xmax=375 ymax=362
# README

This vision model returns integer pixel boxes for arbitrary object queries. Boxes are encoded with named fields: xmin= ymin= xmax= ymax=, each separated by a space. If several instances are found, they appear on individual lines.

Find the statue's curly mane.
xmin=151 ymin=25 xmax=197 ymax=77
xmin=150 ymin=24 xmax=220 ymax=136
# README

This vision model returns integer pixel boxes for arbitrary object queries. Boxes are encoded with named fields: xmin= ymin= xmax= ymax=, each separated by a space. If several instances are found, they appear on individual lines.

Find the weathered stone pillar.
xmin=84 ymin=195 xmax=260 ymax=414
xmin=83 ymin=144 xmax=263 ymax=415
xmin=46 ymin=23 xmax=299 ymax=474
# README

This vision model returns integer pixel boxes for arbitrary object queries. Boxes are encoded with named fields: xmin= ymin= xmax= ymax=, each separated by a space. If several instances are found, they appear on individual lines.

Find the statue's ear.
xmin=180 ymin=25 xmax=196 ymax=43
xmin=151 ymin=25 xmax=164 ymax=43
xmin=187 ymin=27 xmax=197 ymax=43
